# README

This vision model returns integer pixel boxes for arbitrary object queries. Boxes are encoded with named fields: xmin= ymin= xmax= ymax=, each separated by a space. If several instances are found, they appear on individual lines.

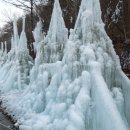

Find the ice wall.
xmin=0 ymin=0 xmax=130 ymax=130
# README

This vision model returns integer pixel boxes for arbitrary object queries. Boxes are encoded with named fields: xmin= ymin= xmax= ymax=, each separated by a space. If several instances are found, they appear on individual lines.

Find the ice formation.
xmin=33 ymin=20 xmax=44 ymax=52
xmin=0 ymin=0 xmax=130 ymax=130
xmin=44 ymin=0 xmax=68 ymax=63
xmin=19 ymin=16 xmax=28 ymax=51
xmin=13 ymin=16 xmax=19 ymax=49
xmin=0 ymin=16 xmax=33 ymax=92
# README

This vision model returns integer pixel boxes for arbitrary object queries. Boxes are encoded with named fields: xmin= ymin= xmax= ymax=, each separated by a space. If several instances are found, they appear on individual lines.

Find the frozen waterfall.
xmin=0 ymin=0 xmax=130 ymax=130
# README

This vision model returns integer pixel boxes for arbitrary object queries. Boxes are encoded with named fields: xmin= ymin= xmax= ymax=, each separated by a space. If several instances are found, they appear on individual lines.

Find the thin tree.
xmin=1 ymin=0 xmax=47 ymax=31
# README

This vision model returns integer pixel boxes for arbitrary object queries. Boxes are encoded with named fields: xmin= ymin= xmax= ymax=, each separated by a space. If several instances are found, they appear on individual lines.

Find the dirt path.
xmin=0 ymin=101 xmax=18 ymax=130
xmin=0 ymin=110 xmax=15 ymax=130
xmin=0 ymin=110 xmax=13 ymax=130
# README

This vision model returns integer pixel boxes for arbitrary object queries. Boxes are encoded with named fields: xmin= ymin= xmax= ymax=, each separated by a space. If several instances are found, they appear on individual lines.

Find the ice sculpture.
xmin=0 ymin=16 xmax=33 ymax=92
xmin=0 ymin=0 xmax=130 ymax=130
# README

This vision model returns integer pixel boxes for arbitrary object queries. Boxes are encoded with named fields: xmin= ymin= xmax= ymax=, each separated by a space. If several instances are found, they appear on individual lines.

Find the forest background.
xmin=0 ymin=0 xmax=130 ymax=78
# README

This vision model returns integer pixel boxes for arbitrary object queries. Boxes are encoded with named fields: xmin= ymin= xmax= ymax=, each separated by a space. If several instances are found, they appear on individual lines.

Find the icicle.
xmin=13 ymin=16 xmax=19 ymax=49
xmin=33 ymin=20 xmax=43 ymax=52
xmin=22 ymin=16 xmax=26 ymax=32
xmin=4 ymin=41 xmax=7 ymax=54
xmin=11 ymin=37 xmax=14 ymax=50
xmin=19 ymin=16 xmax=28 ymax=51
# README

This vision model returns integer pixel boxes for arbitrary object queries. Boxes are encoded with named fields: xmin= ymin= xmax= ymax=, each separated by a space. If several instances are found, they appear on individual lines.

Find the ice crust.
xmin=0 ymin=0 xmax=130 ymax=130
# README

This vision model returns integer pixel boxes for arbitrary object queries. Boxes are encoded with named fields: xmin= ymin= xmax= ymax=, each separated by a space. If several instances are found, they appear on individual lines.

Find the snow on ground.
xmin=0 ymin=0 xmax=130 ymax=130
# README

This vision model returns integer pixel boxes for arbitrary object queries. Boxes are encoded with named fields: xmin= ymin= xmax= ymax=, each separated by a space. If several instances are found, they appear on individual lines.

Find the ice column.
xmin=33 ymin=21 xmax=43 ymax=52
xmin=13 ymin=16 xmax=19 ymax=49
xmin=19 ymin=16 xmax=27 ymax=51
xmin=45 ymin=0 xmax=68 ymax=63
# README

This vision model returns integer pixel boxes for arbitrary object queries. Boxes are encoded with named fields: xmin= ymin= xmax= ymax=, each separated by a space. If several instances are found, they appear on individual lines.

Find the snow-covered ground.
xmin=0 ymin=0 xmax=130 ymax=130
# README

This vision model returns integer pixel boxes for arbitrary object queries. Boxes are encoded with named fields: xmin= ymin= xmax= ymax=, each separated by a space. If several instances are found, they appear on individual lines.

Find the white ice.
xmin=0 ymin=0 xmax=130 ymax=130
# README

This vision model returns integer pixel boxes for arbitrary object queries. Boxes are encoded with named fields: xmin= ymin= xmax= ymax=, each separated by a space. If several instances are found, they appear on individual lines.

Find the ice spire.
xmin=44 ymin=0 xmax=68 ymax=63
xmin=11 ymin=37 xmax=14 ymax=50
xmin=75 ymin=0 xmax=91 ymax=28
xmin=92 ymin=0 xmax=102 ymax=24
xmin=33 ymin=21 xmax=43 ymax=52
xmin=4 ymin=41 xmax=7 ymax=54
xmin=19 ymin=16 xmax=27 ymax=51
xmin=47 ymin=0 xmax=68 ymax=45
xmin=13 ymin=16 xmax=19 ymax=49
xmin=74 ymin=0 xmax=93 ymax=44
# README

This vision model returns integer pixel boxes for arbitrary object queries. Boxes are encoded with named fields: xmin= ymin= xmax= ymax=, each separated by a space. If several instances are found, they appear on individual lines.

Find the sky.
xmin=0 ymin=1 xmax=23 ymax=28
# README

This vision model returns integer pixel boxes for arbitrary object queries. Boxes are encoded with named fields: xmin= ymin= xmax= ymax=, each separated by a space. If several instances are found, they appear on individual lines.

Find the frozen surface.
xmin=0 ymin=0 xmax=130 ymax=130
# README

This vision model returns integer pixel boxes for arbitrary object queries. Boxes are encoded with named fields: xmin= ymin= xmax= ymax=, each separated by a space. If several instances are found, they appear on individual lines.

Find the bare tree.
xmin=1 ymin=0 xmax=48 ymax=31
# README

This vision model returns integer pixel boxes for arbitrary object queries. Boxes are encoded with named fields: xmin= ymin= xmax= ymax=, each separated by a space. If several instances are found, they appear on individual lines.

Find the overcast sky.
xmin=0 ymin=1 xmax=23 ymax=28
